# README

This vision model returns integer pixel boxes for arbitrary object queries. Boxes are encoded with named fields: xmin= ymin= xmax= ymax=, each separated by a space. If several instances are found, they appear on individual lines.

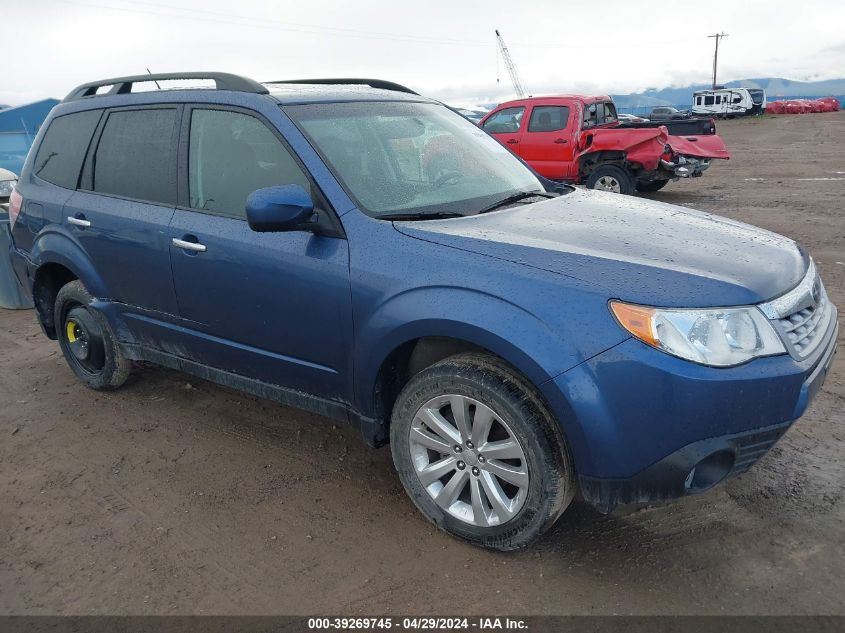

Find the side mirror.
xmin=0 ymin=168 xmax=18 ymax=205
xmin=245 ymin=184 xmax=315 ymax=233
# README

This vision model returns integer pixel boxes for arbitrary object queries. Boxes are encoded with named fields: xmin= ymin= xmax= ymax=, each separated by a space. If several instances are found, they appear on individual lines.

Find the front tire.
xmin=55 ymin=280 xmax=130 ymax=390
xmin=390 ymin=353 xmax=575 ymax=550
xmin=585 ymin=165 xmax=635 ymax=195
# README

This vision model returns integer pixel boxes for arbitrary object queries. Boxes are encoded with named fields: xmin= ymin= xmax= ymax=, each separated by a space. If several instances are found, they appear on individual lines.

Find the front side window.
xmin=528 ymin=106 xmax=570 ymax=133
xmin=33 ymin=109 xmax=101 ymax=189
xmin=188 ymin=109 xmax=310 ymax=218
xmin=93 ymin=108 xmax=177 ymax=204
xmin=481 ymin=107 xmax=525 ymax=134
xmin=704 ymin=96 xmax=715 ymax=106
xmin=286 ymin=101 xmax=542 ymax=217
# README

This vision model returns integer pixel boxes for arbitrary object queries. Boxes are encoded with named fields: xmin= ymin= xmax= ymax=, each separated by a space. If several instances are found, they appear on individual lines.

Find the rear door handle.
xmin=172 ymin=237 xmax=207 ymax=252
xmin=506 ymin=139 xmax=519 ymax=144
xmin=554 ymin=138 xmax=568 ymax=144
xmin=67 ymin=216 xmax=91 ymax=227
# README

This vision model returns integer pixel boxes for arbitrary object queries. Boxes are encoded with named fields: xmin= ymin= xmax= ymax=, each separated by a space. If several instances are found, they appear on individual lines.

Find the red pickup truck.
xmin=479 ymin=95 xmax=730 ymax=194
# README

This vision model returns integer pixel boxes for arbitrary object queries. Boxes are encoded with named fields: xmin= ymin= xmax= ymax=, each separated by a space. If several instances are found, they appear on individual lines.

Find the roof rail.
xmin=63 ymin=72 xmax=269 ymax=102
xmin=265 ymin=78 xmax=419 ymax=96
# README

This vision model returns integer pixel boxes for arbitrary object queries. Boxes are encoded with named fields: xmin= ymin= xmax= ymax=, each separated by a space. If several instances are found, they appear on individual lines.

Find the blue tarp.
xmin=0 ymin=98 xmax=59 ymax=175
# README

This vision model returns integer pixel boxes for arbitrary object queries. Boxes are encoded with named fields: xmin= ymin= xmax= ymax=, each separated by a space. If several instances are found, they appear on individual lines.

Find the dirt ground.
xmin=1 ymin=112 xmax=843 ymax=616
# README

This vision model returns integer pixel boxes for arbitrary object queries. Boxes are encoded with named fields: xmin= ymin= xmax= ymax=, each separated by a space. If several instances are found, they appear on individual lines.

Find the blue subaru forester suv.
xmin=8 ymin=73 xmax=838 ymax=550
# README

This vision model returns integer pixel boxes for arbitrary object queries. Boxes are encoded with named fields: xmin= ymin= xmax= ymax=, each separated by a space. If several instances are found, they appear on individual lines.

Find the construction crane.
xmin=495 ymin=29 xmax=526 ymax=98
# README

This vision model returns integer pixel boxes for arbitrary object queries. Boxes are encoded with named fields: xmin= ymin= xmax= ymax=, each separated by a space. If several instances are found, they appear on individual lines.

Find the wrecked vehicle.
xmin=480 ymin=95 xmax=729 ymax=194
xmin=9 ymin=73 xmax=836 ymax=551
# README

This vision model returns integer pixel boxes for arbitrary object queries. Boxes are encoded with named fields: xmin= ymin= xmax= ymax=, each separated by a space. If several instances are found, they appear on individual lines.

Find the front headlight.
xmin=0 ymin=178 xmax=15 ymax=199
xmin=610 ymin=301 xmax=786 ymax=367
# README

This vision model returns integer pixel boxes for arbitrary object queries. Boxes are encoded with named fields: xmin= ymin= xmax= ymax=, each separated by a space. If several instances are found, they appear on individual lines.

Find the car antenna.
xmin=146 ymin=68 xmax=162 ymax=90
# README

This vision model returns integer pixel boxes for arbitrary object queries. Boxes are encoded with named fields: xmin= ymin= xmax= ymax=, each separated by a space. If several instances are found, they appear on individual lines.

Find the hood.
xmin=393 ymin=189 xmax=807 ymax=307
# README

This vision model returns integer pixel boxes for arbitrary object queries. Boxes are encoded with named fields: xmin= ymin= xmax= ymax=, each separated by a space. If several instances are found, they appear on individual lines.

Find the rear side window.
xmin=188 ymin=109 xmax=310 ymax=218
xmin=93 ymin=108 xmax=177 ymax=205
xmin=583 ymin=102 xmax=617 ymax=127
xmin=527 ymin=106 xmax=570 ymax=132
xmin=32 ymin=110 xmax=101 ymax=189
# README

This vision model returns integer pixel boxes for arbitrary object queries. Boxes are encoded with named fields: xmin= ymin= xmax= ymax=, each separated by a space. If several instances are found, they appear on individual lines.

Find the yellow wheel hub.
xmin=66 ymin=320 xmax=78 ymax=343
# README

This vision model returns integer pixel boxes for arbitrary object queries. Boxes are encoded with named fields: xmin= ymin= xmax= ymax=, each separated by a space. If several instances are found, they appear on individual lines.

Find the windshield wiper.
xmin=377 ymin=191 xmax=556 ymax=221
xmin=477 ymin=191 xmax=556 ymax=215
xmin=378 ymin=211 xmax=468 ymax=221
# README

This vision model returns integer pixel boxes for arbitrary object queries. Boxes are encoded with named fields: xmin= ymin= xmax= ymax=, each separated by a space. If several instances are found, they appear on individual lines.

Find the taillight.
xmin=8 ymin=189 xmax=22 ymax=230
xmin=660 ymin=144 xmax=675 ymax=163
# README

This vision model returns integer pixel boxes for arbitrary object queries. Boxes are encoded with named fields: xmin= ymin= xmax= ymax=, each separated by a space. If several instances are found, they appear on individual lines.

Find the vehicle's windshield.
xmin=284 ymin=101 xmax=543 ymax=218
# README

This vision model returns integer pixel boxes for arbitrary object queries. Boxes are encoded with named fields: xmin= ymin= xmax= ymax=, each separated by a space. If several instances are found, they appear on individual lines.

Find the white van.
xmin=692 ymin=88 xmax=766 ymax=117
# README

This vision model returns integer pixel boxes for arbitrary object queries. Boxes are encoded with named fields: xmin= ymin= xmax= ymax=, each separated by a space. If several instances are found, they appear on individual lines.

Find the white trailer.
xmin=692 ymin=88 xmax=765 ymax=117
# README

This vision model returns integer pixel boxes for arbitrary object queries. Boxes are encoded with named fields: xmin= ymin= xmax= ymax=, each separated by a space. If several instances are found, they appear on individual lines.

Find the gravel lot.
xmin=1 ymin=111 xmax=843 ymax=615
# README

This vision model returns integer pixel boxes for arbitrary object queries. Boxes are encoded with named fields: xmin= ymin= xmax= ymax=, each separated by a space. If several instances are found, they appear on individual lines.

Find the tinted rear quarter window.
xmin=32 ymin=109 xmax=102 ymax=189
xmin=93 ymin=108 xmax=178 ymax=205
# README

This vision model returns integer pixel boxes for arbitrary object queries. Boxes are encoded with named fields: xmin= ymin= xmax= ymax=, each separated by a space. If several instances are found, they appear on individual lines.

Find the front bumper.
xmin=544 ymin=315 xmax=838 ymax=513
xmin=579 ymin=420 xmax=792 ymax=513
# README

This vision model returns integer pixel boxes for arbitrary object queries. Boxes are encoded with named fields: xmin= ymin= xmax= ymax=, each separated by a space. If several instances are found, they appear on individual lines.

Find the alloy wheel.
xmin=408 ymin=394 xmax=529 ymax=527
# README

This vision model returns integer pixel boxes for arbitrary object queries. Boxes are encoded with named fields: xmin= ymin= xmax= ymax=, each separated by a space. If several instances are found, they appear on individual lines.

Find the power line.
xmin=44 ymin=0 xmax=695 ymax=51
xmin=707 ymin=32 xmax=729 ymax=89
xmin=48 ymin=0 xmax=494 ymax=47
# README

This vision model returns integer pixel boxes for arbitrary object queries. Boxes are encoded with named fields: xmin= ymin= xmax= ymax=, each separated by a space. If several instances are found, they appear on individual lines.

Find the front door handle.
xmin=67 ymin=216 xmax=91 ymax=228
xmin=554 ymin=138 xmax=568 ymax=144
xmin=506 ymin=139 xmax=519 ymax=145
xmin=172 ymin=237 xmax=207 ymax=252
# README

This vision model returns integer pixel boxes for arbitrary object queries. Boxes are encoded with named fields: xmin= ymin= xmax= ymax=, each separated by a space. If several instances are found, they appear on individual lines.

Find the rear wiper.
xmin=379 ymin=211 xmax=467 ymax=221
xmin=477 ymin=191 xmax=555 ymax=214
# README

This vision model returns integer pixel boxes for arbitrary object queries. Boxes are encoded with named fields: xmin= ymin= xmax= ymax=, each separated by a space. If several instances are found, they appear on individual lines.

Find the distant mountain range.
xmin=611 ymin=77 xmax=845 ymax=110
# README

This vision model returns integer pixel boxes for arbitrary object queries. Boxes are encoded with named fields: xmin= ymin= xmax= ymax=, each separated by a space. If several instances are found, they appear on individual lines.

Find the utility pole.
xmin=707 ymin=32 xmax=728 ymax=89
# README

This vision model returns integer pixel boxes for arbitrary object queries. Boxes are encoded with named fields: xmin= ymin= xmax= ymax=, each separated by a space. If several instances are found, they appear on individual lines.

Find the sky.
xmin=4 ymin=0 xmax=845 ymax=107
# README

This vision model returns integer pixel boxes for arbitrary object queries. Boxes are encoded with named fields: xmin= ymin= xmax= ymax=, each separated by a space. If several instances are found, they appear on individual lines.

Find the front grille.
xmin=760 ymin=260 xmax=834 ymax=360
xmin=776 ymin=287 xmax=832 ymax=358
xmin=731 ymin=427 xmax=787 ymax=474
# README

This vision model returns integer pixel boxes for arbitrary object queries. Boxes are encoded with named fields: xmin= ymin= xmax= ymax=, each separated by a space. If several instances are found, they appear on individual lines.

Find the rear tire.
xmin=635 ymin=179 xmax=669 ymax=193
xmin=54 ymin=280 xmax=130 ymax=390
xmin=585 ymin=165 xmax=635 ymax=195
xmin=390 ymin=353 xmax=576 ymax=551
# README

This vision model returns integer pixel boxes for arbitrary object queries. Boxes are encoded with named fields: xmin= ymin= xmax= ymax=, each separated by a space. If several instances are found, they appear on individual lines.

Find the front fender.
xmin=354 ymin=285 xmax=582 ymax=416
xmin=30 ymin=226 xmax=108 ymax=298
